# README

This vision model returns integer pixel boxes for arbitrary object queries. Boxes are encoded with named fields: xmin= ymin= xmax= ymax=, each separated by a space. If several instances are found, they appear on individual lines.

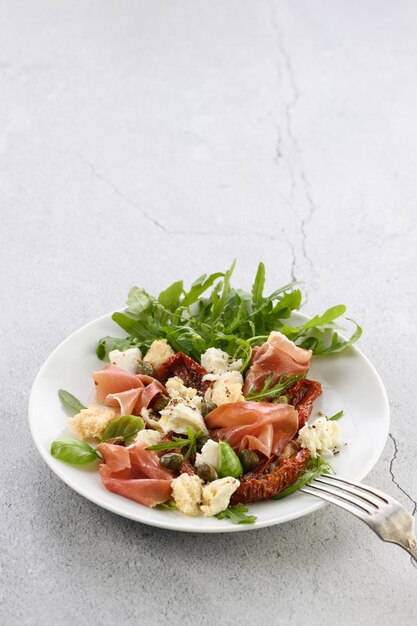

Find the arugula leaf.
xmin=251 ymin=262 xmax=265 ymax=308
xmin=215 ymin=504 xmax=257 ymax=525
xmin=272 ymin=456 xmax=333 ymax=499
xmin=157 ymin=501 xmax=177 ymax=511
xmin=245 ymin=373 xmax=304 ymax=402
xmin=58 ymin=389 xmax=86 ymax=412
xmin=280 ymin=305 xmax=346 ymax=337
xmin=327 ymin=410 xmax=344 ymax=421
xmin=51 ymin=437 xmax=99 ymax=465
xmin=99 ymin=262 xmax=362 ymax=362
xmin=95 ymin=336 xmax=141 ymax=360
xmin=147 ymin=428 xmax=201 ymax=459
xmin=126 ymin=287 xmax=153 ymax=315
xmin=182 ymin=272 xmax=224 ymax=307
xmin=102 ymin=415 xmax=144 ymax=443
xmin=158 ymin=281 xmax=184 ymax=311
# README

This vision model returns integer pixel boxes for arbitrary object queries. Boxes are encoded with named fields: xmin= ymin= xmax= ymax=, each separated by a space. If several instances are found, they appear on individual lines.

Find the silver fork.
xmin=300 ymin=474 xmax=417 ymax=561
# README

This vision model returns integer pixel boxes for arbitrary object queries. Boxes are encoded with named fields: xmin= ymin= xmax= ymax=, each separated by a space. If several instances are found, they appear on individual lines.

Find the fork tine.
xmin=320 ymin=474 xmax=390 ymax=504
xmin=315 ymin=476 xmax=381 ymax=509
xmin=301 ymin=484 xmax=373 ymax=516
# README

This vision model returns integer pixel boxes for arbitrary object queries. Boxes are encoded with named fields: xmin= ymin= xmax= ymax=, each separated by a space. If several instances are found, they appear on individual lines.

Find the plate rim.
xmin=28 ymin=310 xmax=390 ymax=533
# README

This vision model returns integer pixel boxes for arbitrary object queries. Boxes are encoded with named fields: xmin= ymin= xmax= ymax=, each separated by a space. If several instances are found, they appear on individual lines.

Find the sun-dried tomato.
xmin=156 ymin=352 xmax=211 ymax=395
xmin=287 ymin=378 xmax=322 ymax=428
xmin=231 ymin=447 xmax=310 ymax=504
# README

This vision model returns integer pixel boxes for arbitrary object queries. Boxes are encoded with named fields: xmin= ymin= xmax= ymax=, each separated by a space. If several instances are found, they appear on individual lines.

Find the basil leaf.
xmin=51 ymin=437 xmax=99 ymax=465
xmin=158 ymin=280 xmax=184 ymax=311
xmin=215 ymin=504 xmax=256 ymax=524
xmin=101 ymin=415 xmax=144 ymax=442
xmin=251 ymin=262 xmax=265 ymax=308
xmin=218 ymin=441 xmax=243 ymax=478
xmin=58 ymin=389 xmax=86 ymax=412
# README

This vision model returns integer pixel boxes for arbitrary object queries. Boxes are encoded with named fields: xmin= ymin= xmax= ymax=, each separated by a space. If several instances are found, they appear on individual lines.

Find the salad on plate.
xmin=51 ymin=262 xmax=361 ymax=525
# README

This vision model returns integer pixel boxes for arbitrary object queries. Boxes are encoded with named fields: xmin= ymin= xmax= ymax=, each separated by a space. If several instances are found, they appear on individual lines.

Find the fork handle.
xmin=404 ymin=539 xmax=417 ymax=562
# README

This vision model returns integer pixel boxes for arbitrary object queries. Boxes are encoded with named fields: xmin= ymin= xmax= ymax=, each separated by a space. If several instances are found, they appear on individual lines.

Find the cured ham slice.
xmin=128 ymin=442 xmax=174 ymax=480
xmin=98 ymin=442 xmax=173 ymax=507
xmin=105 ymin=381 xmax=164 ymax=416
xmin=96 ymin=443 xmax=131 ymax=473
xmin=105 ymin=388 xmax=143 ymax=415
xmin=135 ymin=382 xmax=164 ymax=414
xmin=100 ymin=474 xmax=172 ymax=507
xmin=205 ymin=402 xmax=299 ymax=458
xmin=243 ymin=332 xmax=312 ymax=395
xmin=93 ymin=365 xmax=143 ymax=403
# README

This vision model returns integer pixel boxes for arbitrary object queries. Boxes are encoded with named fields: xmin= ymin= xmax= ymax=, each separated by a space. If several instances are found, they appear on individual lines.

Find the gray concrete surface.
xmin=1 ymin=0 xmax=417 ymax=624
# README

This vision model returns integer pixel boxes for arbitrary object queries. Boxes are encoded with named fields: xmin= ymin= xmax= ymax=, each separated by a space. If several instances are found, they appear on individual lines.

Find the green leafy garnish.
xmin=101 ymin=415 xmax=145 ymax=443
xmin=327 ymin=410 xmax=344 ymax=421
xmin=50 ymin=437 xmax=99 ymax=465
xmin=215 ymin=504 xmax=257 ymax=525
xmin=58 ymin=389 xmax=86 ymax=412
xmin=245 ymin=373 xmax=304 ymax=402
xmin=96 ymin=262 xmax=361 ymax=361
xmin=147 ymin=428 xmax=201 ymax=460
xmin=157 ymin=501 xmax=177 ymax=511
xmin=272 ymin=456 xmax=333 ymax=500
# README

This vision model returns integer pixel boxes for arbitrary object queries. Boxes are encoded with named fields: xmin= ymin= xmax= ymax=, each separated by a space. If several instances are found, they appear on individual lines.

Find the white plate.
xmin=29 ymin=312 xmax=390 ymax=532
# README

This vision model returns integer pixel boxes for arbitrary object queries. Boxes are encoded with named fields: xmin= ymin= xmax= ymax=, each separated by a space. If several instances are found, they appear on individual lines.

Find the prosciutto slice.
xmin=100 ymin=473 xmax=172 ymax=507
xmin=243 ymin=332 xmax=312 ymax=395
xmin=93 ymin=365 xmax=143 ymax=403
xmin=105 ymin=381 xmax=164 ymax=416
xmin=205 ymin=401 xmax=299 ymax=458
xmin=128 ymin=443 xmax=174 ymax=480
xmin=93 ymin=365 xmax=167 ymax=415
xmin=96 ymin=443 xmax=131 ymax=473
xmin=98 ymin=442 xmax=173 ymax=507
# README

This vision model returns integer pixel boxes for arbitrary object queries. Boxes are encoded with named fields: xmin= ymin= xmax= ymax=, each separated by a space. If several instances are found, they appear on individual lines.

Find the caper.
xmin=106 ymin=436 xmax=125 ymax=446
xmin=201 ymin=402 xmax=217 ymax=418
xmin=137 ymin=361 xmax=155 ymax=376
xmin=160 ymin=453 xmax=184 ymax=471
xmin=196 ymin=463 xmax=218 ymax=483
xmin=239 ymin=449 xmax=260 ymax=473
xmin=273 ymin=395 xmax=289 ymax=404
xmin=196 ymin=433 xmax=210 ymax=451
xmin=152 ymin=394 xmax=170 ymax=413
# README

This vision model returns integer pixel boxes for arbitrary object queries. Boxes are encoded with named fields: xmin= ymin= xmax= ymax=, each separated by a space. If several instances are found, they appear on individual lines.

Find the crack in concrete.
xmin=74 ymin=152 xmax=168 ymax=232
xmin=388 ymin=433 xmax=417 ymax=516
xmin=268 ymin=0 xmax=316 ymax=280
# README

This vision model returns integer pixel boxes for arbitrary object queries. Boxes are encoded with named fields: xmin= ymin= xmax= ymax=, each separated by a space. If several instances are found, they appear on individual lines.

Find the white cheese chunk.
xmin=208 ymin=371 xmax=245 ymax=405
xmin=200 ymin=477 xmax=240 ymax=517
xmin=143 ymin=339 xmax=175 ymax=370
xmin=134 ymin=429 xmax=163 ymax=447
xmin=172 ymin=474 xmax=203 ymax=516
xmin=165 ymin=377 xmax=202 ymax=409
xmin=68 ymin=406 xmax=116 ymax=440
xmin=297 ymin=417 xmax=342 ymax=458
xmin=158 ymin=398 xmax=208 ymax=435
xmin=195 ymin=440 xmax=221 ymax=472
xmin=201 ymin=347 xmax=242 ymax=382
xmin=109 ymin=347 xmax=142 ymax=374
